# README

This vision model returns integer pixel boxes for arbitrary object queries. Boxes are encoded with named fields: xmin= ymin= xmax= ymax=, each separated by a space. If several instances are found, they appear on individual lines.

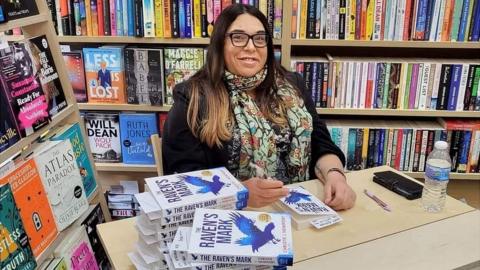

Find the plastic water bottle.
xmin=422 ymin=141 xmax=451 ymax=212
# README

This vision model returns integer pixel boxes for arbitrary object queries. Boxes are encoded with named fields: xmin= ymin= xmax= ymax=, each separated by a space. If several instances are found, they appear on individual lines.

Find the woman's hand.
xmin=243 ymin=177 xmax=289 ymax=208
xmin=323 ymin=171 xmax=356 ymax=210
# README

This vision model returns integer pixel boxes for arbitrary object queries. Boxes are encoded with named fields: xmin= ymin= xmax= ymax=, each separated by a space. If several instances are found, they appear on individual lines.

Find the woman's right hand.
xmin=243 ymin=177 xmax=289 ymax=208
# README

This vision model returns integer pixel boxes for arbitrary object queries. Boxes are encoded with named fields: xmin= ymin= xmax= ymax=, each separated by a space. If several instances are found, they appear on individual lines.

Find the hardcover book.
xmin=62 ymin=51 xmax=88 ymax=103
xmin=84 ymin=112 xmax=121 ymax=162
xmin=0 ymin=83 xmax=20 ymax=154
xmin=0 ymin=43 xmax=49 ymax=137
xmin=144 ymin=167 xmax=248 ymax=219
xmin=51 ymin=123 xmax=98 ymax=198
xmin=119 ymin=113 xmax=158 ymax=164
xmin=163 ymin=47 xmax=204 ymax=105
xmin=0 ymin=159 xmax=58 ymax=258
xmin=3 ymin=0 xmax=39 ymax=20
xmin=53 ymin=226 xmax=99 ymax=270
xmin=33 ymin=140 xmax=89 ymax=231
xmin=188 ymin=208 xmax=293 ymax=266
xmin=0 ymin=183 xmax=37 ymax=270
xmin=83 ymin=47 xmax=126 ymax=103
xmin=124 ymin=48 xmax=164 ymax=105
xmin=25 ymin=35 xmax=68 ymax=118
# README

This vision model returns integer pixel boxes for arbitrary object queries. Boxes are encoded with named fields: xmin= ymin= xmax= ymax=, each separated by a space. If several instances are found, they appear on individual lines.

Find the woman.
xmin=162 ymin=4 xmax=356 ymax=210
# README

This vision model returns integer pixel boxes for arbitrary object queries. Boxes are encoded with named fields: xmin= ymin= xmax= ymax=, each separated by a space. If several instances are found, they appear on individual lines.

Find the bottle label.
xmin=425 ymin=164 xmax=450 ymax=181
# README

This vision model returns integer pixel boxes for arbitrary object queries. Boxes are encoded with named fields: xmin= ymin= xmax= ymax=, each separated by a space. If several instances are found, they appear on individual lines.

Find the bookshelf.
xmin=95 ymin=163 xmax=157 ymax=172
xmin=57 ymin=0 xmax=480 ymax=182
xmin=0 ymin=0 xmax=112 ymax=266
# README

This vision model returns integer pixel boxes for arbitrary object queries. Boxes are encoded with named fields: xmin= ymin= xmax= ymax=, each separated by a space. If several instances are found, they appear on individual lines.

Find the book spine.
xmin=116 ymin=0 xmax=124 ymax=35
xmin=463 ymin=65 xmax=477 ymax=110
xmin=456 ymin=63 xmax=469 ymax=111
xmin=110 ymin=0 xmax=117 ymax=35
xmin=127 ymin=0 xmax=135 ymax=35
xmin=457 ymin=0 xmax=471 ymax=41
xmin=447 ymin=64 xmax=462 ymax=111
xmin=103 ymin=0 xmax=110 ymax=35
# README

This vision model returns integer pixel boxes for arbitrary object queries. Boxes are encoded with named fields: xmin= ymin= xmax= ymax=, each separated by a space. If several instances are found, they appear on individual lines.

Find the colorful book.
xmin=119 ymin=113 xmax=158 ymax=164
xmin=0 ymin=160 xmax=58 ymax=258
xmin=0 ymin=183 xmax=37 ymax=270
xmin=83 ymin=47 xmax=126 ymax=103
xmin=62 ymin=51 xmax=88 ymax=103
xmin=163 ymin=47 xmax=204 ymax=105
xmin=25 ymin=35 xmax=68 ymax=118
xmin=188 ymin=208 xmax=293 ymax=266
xmin=0 ymin=84 xmax=20 ymax=154
xmin=3 ymin=0 xmax=39 ymax=20
xmin=51 ymin=123 xmax=98 ymax=198
xmin=144 ymin=167 xmax=248 ymax=218
xmin=84 ymin=112 xmax=121 ymax=162
xmin=53 ymin=226 xmax=99 ymax=270
xmin=33 ymin=140 xmax=89 ymax=231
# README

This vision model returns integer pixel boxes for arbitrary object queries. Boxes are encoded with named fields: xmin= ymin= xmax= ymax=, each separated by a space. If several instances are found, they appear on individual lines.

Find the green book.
xmin=404 ymin=63 xmax=413 ymax=109
xmin=450 ymin=0 xmax=465 ymax=41
xmin=382 ymin=63 xmax=391 ymax=109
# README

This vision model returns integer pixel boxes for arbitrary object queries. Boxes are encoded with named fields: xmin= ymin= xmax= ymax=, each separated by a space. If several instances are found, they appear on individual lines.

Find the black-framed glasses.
xmin=226 ymin=32 xmax=269 ymax=48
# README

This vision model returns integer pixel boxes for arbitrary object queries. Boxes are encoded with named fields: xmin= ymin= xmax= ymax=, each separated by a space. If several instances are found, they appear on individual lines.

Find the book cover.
xmin=0 ymin=43 xmax=49 ymax=137
xmin=51 ymin=123 xmax=98 ymax=198
xmin=188 ymin=208 xmax=293 ymax=266
xmin=3 ymin=0 xmax=39 ymax=20
xmin=0 ymin=183 xmax=37 ymax=270
xmin=53 ymin=226 xmax=99 ymax=270
xmin=25 ymin=35 xmax=68 ymax=118
xmin=279 ymin=186 xmax=339 ymax=216
xmin=144 ymin=167 xmax=248 ymax=218
xmin=62 ymin=51 xmax=87 ymax=103
xmin=84 ymin=112 xmax=121 ymax=162
xmin=119 ymin=113 xmax=158 ymax=164
xmin=83 ymin=47 xmax=126 ymax=103
xmin=0 ymin=83 xmax=20 ymax=154
xmin=125 ymin=48 xmax=164 ymax=105
xmin=163 ymin=47 xmax=204 ymax=105
xmin=0 ymin=160 xmax=58 ymax=258
xmin=33 ymin=140 xmax=89 ymax=231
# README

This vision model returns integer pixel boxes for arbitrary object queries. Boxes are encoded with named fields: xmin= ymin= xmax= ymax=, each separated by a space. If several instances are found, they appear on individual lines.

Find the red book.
xmin=97 ymin=0 xmax=105 ymax=36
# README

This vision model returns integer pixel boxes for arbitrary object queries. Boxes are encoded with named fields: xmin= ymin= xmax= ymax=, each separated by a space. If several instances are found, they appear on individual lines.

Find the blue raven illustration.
xmin=229 ymin=212 xmax=280 ymax=253
xmin=181 ymin=174 xmax=226 ymax=195
xmin=284 ymin=190 xmax=312 ymax=204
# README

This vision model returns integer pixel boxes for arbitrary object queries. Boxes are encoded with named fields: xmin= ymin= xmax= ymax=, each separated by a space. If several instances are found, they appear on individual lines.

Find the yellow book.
xmin=362 ymin=127 xmax=369 ymax=169
xmin=259 ymin=0 xmax=267 ymax=16
xmin=193 ymin=0 xmax=201 ymax=37
xmin=348 ymin=0 xmax=356 ymax=40
xmin=155 ymin=0 xmax=164 ymax=37
xmin=85 ymin=0 xmax=92 ymax=36
xmin=366 ymin=0 xmax=375 ymax=40
xmin=299 ymin=0 xmax=308 ymax=39
xmin=397 ymin=62 xmax=408 ymax=109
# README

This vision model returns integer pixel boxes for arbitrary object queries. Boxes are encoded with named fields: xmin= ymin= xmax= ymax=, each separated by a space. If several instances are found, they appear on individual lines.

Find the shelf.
xmin=58 ymin=36 xmax=282 ymax=45
xmin=78 ymin=103 xmax=171 ymax=112
xmin=405 ymin=172 xmax=480 ymax=181
xmin=0 ymin=14 xmax=50 ymax=32
xmin=291 ymin=39 xmax=480 ymax=49
xmin=95 ymin=162 xmax=157 ymax=172
xmin=0 ymin=105 xmax=76 ymax=164
xmin=316 ymin=108 xmax=480 ymax=118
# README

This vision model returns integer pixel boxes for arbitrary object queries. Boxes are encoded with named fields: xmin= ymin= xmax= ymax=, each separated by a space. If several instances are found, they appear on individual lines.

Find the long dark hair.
xmin=186 ymin=4 xmax=288 ymax=148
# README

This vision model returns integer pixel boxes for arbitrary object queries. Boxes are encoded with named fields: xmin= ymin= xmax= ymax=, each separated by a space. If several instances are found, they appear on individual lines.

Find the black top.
xmin=162 ymin=72 xmax=346 ymax=178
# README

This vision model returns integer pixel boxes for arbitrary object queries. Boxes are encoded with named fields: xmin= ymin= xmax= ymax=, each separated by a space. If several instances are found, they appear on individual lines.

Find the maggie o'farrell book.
xmin=145 ymin=167 xmax=248 ymax=219
xmin=85 ymin=112 xmax=121 ymax=162
xmin=188 ymin=208 xmax=293 ymax=266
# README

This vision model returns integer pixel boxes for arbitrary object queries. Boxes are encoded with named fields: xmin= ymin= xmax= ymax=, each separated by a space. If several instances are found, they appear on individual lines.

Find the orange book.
xmin=163 ymin=0 xmax=172 ymax=38
xmin=0 ymin=160 xmax=58 ymax=258
xmin=441 ymin=0 xmax=454 ymax=41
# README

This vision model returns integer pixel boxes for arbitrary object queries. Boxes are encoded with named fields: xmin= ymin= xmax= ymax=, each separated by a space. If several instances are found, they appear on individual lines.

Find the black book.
xmin=463 ymin=65 xmax=477 ymax=111
xmin=436 ymin=64 xmax=452 ymax=110
xmin=306 ymin=0 xmax=316 ymax=38
xmin=3 ymin=0 xmax=38 ymax=20
xmin=200 ymin=0 xmax=208 ymax=37
xmin=103 ymin=0 xmax=111 ymax=35
xmin=134 ymin=0 xmax=143 ymax=36
xmin=171 ymin=0 xmax=179 ymax=38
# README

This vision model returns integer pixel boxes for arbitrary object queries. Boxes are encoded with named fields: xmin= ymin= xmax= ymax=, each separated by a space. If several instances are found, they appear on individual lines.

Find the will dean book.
xmin=85 ymin=112 xmax=121 ymax=162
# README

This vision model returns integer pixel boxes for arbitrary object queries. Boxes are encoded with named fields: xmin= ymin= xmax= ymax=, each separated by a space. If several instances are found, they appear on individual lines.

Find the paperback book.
xmin=119 ymin=113 xmax=158 ymax=164
xmin=0 ymin=83 xmax=20 ymax=153
xmin=62 ymin=51 xmax=88 ymax=103
xmin=53 ymin=226 xmax=99 ymax=270
xmin=84 ymin=112 xmax=121 ymax=162
xmin=188 ymin=208 xmax=293 ymax=266
xmin=144 ymin=167 xmax=248 ymax=219
xmin=2 ymin=0 xmax=38 ymax=20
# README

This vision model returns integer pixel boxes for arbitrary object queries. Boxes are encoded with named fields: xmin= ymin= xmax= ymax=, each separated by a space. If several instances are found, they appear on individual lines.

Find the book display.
xmin=0 ymin=0 xmax=109 ymax=267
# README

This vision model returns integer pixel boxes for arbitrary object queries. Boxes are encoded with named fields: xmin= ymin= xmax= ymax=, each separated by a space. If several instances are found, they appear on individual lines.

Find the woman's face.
xmin=223 ymin=13 xmax=268 ymax=77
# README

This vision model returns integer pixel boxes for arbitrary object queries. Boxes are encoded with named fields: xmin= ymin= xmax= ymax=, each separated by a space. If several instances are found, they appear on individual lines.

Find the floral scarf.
xmin=224 ymin=68 xmax=313 ymax=182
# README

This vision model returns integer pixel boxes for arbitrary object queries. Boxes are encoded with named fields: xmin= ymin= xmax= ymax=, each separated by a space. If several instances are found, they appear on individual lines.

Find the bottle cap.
xmin=434 ymin=141 xmax=448 ymax=150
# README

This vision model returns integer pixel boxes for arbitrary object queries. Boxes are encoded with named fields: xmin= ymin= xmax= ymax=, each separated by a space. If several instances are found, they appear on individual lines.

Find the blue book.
xmin=424 ymin=0 xmax=436 ymax=40
xmin=447 ymin=65 xmax=462 ymax=111
xmin=119 ymin=113 xmax=158 ymax=164
xmin=457 ymin=130 xmax=472 ymax=173
xmin=378 ymin=129 xmax=385 ymax=167
xmin=347 ymin=128 xmax=356 ymax=171
xmin=127 ymin=0 xmax=135 ymax=36
xmin=457 ymin=0 xmax=471 ymax=41
xmin=184 ymin=0 xmax=192 ymax=38
xmin=116 ymin=0 xmax=123 ymax=36
xmin=51 ymin=123 xmax=98 ymax=198
xmin=178 ymin=0 xmax=186 ymax=38
xmin=472 ymin=0 xmax=480 ymax=41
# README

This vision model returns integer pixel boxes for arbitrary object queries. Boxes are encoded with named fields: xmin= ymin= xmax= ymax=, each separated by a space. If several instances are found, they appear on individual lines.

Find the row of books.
xmin=292 ymin=58 xmax=480 ymax=111
xmin=0 ymin=35 xmax=69 ymax=154
xmin=63 ymin=46 xmax=204 ymax=106
xmin=291 ymin=0 xmax=480 ymax=42
xmin=326 ymin=119 xmax=480 ymax=174
xmin=83 ymin=111 xmax=168 ymax=164
xmin=48 ymin=0 xmax=283 ymax=38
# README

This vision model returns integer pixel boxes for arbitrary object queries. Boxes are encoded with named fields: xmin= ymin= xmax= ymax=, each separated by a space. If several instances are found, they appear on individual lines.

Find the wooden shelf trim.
xmin=57 ymin=36 xmax=282 ymax=45
xmin=95 ymin=162 xmax=157 ymax=172
xmin=78 ymin=103 xmax=171 ymax=112
xmin=316 ymin=108 xmax=480 ymax=118
xmin=0 ymin=105 xmax=76 ymax=164
xmin=291 ymin=39 xmax=480 ymax=49
xmin=405 ymin=172 xmax=480 ymax=181
xmin=0 ymin=14 xmax=50 ymax=32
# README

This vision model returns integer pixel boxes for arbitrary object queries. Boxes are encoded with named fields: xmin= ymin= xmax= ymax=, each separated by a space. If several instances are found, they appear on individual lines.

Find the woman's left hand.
xmin=323 ymin=171 xmax=356 ymax=210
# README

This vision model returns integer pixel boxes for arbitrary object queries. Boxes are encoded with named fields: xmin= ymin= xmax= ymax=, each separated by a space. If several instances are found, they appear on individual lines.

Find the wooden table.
xmin=97 ymin=166 xmax=480 ymax=270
